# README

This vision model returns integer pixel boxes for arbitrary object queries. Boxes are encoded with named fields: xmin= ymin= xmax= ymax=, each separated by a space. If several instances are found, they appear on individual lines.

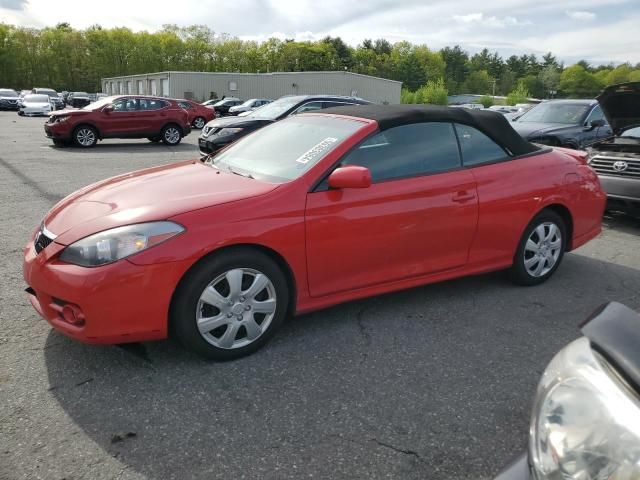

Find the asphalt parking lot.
xmin=1 ymin=111 xmax=639 ymax=480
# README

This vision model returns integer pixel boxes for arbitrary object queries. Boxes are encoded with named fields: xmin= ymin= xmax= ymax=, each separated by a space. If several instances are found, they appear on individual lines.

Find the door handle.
xmin=452 ymin=191 xmax=476 ymax=203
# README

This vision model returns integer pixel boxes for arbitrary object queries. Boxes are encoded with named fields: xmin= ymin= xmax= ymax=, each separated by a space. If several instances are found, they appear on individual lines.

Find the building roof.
xmin=101 ymin=70 xmax=402 ymax=85
xmin=317 ymin=104 xmax=540 ymax=156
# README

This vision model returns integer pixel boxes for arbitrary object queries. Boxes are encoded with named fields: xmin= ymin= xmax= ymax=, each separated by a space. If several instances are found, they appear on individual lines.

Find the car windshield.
xmin=240 ymin=99 xmax=257 ymax=107
xmin=208 ymin=115 xmax=365 ymax=182
xmin=516 ymin=103 xmax=590 ymax=124
xmin=248 ymin=97 xmax=304 ymax=120
xmin=622 ymin=126 xmax=640 ymax=138
xmin=25 ymin=95 xmax=49 ymax=103
xmin=83 ymin=96 xmax=116 ymax=110
xmin=73 ymin=92 xmax=89 ymax=96
xmin=36 ymin=90 xmax=57 ymax=96
xmin=0 ymin=89 xmax=17 ymax=97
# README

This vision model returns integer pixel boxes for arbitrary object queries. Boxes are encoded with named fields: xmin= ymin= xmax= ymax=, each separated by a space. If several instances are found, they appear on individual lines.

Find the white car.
xmin=18 ymin=94 xmax=53 ymax=116
xmin=228 ymin=98 xmax=273 ymax=115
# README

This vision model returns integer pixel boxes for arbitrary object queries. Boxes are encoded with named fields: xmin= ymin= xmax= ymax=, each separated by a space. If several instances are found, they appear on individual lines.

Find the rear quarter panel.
xmin=467 ymin=149 xmax=603 ymax=267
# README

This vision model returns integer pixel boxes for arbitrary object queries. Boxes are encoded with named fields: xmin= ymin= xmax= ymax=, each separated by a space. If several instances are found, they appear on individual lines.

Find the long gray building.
xmin=101 ymin=71 xmax=401 ymax=105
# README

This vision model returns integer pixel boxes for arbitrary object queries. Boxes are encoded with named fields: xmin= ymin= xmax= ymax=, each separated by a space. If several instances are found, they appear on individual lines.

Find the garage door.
xmin=161 ymin=79 xmax=169 ymax=97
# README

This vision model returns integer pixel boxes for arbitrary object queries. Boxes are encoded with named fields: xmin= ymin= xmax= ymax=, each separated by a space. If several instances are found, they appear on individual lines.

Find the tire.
xmin=73 ymin=125 xmax=98 ymax=148
xmin=161 ymin=124 xmax=182 ymax=146
xmin=509 ymin=210 xmax=566 ymax=286
xmin=147 ymin=136 xmax=161 ymax=142
xmin=171 ymin=248 xmax=290 ymax=360
xmin=192 ymin=116 xmax=206 ymax=129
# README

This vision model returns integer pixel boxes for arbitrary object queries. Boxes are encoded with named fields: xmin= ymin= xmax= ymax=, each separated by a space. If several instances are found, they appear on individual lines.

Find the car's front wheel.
xmin=171 ymin=248 xmax=289 ymax=360
xmin=161 ymin=124 xmax=182 ymax=146
xmin=73 ymin=126 xmax=98 ymax=148
xmin=510 ymin=210 xmax=566 ymax=286
xmin=192 ymin=116 xmax=206 ymax=129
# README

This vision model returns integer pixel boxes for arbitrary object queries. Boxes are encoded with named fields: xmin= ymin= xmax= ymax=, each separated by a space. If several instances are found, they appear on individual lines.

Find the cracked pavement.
xmin=1 ymin=112 xmax=639 ymax=479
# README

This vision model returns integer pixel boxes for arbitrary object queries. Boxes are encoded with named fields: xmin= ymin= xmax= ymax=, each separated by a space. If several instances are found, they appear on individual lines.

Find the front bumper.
xmin=494 ymin=454 xmax=531 ymax=480
xmin=0 ymin=101 xmax=19 ymax=110
xmin=44 ymin=121 xmax=73 ymax=140
xmin=23 ymin=236 xmax=192 ymax=344
xmin=598 ymin=174 xmax=640 ymax=214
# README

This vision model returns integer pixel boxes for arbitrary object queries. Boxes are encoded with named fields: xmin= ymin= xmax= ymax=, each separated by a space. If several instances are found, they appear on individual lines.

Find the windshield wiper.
xmin=226 ymin=165 xmax=254 ymax=179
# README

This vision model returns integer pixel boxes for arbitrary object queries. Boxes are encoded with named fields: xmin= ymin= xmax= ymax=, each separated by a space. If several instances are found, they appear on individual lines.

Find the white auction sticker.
xmin=295 ymin=137 xmax=338 ymax=164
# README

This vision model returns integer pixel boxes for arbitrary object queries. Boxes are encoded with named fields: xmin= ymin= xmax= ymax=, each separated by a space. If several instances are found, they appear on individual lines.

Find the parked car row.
xmin=201 ymin=97 xmax=273 ymax=116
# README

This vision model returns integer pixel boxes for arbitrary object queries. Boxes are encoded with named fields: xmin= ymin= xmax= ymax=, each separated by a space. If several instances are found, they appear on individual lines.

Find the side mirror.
xmin=328 ymin=166 xmax=372 ymax=189
xmin=103 ymin=104 xmax=114 ymax=113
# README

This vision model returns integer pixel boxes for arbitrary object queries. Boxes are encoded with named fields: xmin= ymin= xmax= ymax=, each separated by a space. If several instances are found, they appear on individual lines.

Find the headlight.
xmin=215 ymin=127 xmax=243 ymax=138
xmin=59 ymin=221 xmax=184 ymax=267
xmin=530 ymin=336 xmax=640 ymax=479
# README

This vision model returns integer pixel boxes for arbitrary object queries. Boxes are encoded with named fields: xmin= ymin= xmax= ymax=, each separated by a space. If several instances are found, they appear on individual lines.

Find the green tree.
xmin=415 ymin=78 xmax=448 ymax=105
xmin=506 ymin=81 xmax=531 ymax=105
xmin=538 ymin=66 xmax=560 ymax=98
xmin=477 ymin=95 xmax=494 ymax=108
xmin=559 ymin=65 xmax=602 ymax=97
xmin=463 ymin=70 xmax=491 ymax=94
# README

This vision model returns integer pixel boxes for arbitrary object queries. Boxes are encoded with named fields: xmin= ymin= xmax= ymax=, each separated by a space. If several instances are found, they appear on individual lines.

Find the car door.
xmin=137 ymin=98 xmax=168 ymax=134
xmin=305 ymin=122 xmax=479 ymax=297
xmin=103 ymin=98 xmax=138 ymax=136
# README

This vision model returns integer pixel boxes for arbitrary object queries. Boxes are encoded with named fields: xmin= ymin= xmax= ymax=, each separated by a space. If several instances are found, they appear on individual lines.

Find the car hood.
xmin=597 ymin=82 xmax=640 ymax=134
xmin=203 ymin=116 xmax=273 ymax=130
xmin=511 ymin=121 xmax=573 ymax=139
xmin=45 ymin=160 xmax=279 ymax=245
xmin=23 ymin=102 xmax=51 ymax=107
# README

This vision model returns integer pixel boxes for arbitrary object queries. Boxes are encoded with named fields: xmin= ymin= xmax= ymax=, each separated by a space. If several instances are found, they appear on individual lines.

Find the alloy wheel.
xmin=193 ymin=117 xmax=206 ymax=129
xmin=164 ymin=127 xmax=180 ymax=144
xmin=523 ymin=222 xmax=562 ymax=277
xmin=196 ymin=268 xmax=277 ymax=349
xmin=76 ymin=128 xmax=95 ymax=146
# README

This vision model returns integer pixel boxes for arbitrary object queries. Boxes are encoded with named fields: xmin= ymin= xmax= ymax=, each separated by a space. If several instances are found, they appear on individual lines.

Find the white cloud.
xmin=566 ymin=10 xmax=597 ymax=20
xmin=452 ymin=12 xmax=531 ymax=28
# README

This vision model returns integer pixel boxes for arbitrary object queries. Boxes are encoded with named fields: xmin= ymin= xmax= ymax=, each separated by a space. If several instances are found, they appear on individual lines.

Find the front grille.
xmin=590 ymin=155 xmax=640 ymax=178
xmin=34 ymin=229 xmax=54 ymax=254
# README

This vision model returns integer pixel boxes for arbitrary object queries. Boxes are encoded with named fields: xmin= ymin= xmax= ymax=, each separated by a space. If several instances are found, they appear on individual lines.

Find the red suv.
xmin=44 ymin=95 xmax=192 ymax=148
xmin=176 ymin=99 xmax=216 ymax=129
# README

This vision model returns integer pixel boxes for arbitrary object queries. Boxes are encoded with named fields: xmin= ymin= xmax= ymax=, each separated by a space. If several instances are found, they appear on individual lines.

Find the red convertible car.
xmin=23 ymin=105 xmax=605 ymax=359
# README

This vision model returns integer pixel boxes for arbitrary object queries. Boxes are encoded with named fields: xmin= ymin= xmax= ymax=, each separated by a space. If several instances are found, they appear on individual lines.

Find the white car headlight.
xmin=59 ymin=221 xmax=184 ymax=267
xmin=530 ymin=336 xmax=640 ymax=479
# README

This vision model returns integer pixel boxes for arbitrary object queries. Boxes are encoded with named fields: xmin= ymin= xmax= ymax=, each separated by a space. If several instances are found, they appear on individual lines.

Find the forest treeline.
xmin=1 ymin=23 xmax=639 ymax=100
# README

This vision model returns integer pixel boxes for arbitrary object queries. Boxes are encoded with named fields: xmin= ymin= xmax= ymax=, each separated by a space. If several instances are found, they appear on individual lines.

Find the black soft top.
xmin=318 ymin=104 xmax=540 ymax=156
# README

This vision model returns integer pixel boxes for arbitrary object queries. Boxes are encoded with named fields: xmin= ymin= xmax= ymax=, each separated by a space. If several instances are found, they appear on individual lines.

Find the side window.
xmin=341 ymin=122 xmax=461 ymax=183
xmin=586 ymin=105 xmax=605 ymax=124
xmin=112 ymin=98 xmax=136 ymax=111
xmin=178 ymin=101 xmax=192 ymax=109
xmin=455 ymin=124 xmax=508 ymax=166
xmin=139 ymin=99 xmax=167 ymax=110
xmin=294 ymin=102 xmax=324 ymax=114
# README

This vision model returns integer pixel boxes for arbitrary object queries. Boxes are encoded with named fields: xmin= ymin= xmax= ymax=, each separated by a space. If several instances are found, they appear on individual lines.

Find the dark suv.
xmin=0 ymin=89 xmax=20 ymax=110
xmin=587 ymin=82 xmax=640 ymax=216
xmin=45 ymin=95 xmax=191 ymax=148
xmin=198 ymin=95 xmax=370 ymax=157
xmin=512 ymin=99 xmax=612 ymax=149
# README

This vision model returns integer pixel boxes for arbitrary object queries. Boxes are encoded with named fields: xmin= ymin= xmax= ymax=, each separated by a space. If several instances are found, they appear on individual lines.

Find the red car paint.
xmin=176 ymin=99 xmax=216 ymax=127
xmin=24 ymin=114 xmax=605 ymax=345
xmin=44 ymin=95 xmax=191 ymax=144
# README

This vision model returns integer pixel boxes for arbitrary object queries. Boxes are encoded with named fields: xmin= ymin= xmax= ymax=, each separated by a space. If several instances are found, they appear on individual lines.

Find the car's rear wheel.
xmin=73 ymin=126 xmax=97 ymax=148
xmin=161 ymin=124 xmax=182 ymax=145
xmin=510 ymin=210 xmax=566 ymax=286
xmin=192 ymin=116 xmax=206 ymax=129
xmin=171 ymin=248 xmax=289 ymax=360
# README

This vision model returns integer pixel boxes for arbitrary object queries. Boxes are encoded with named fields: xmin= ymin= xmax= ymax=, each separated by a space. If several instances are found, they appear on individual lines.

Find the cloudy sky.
xmin=1 ymin=0 xmax=639 ymax=64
